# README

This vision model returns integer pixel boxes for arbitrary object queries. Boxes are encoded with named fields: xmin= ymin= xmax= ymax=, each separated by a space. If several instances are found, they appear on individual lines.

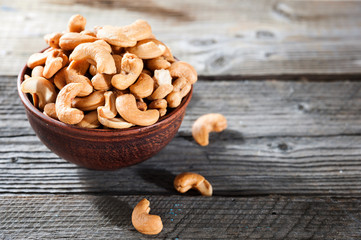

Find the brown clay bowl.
xmin=17 ymin=60 xmax=193 ymax=170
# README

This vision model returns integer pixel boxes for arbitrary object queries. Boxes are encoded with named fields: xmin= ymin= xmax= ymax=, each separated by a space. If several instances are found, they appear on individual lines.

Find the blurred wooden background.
xmin=1 ymin=0 xmax=361 ymax=239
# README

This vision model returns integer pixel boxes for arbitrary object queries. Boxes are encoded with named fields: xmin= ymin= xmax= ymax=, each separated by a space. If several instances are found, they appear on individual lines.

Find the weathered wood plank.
xmin=1 ymin=0 xmax=361 ymax=76
xmin=2 ymin=76 xmax=361 ymax=196
xmin=0 ymin=195 xmax=360 ymax=239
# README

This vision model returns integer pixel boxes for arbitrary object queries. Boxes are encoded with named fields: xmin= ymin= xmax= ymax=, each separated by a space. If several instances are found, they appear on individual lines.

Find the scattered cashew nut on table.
xmin=192 ymin=113 xmax=228 ymax=146
xmin=174 ymin=172 xmax=213 ymax=196
xmin=132 ymin=198 xmax=163 ymax=235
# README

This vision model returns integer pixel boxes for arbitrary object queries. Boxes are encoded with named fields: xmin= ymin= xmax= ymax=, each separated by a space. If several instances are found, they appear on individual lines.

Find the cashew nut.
xmin=112 ymin=54 xmax=123 ymax=73
xmin=174 ymin=172 xmax=213 ymax=196
xmin=111 ymin=53 xmax=143 ymax=90
xmin=132 ymin=198 xmax=163 ymax=235
xmin=55 ymin=83 xmax=84 ymax=125
xmin=149 ymin=99 xmax=167 ymax=117
xmin=146 ymin=56 xmax=171 ymax=71
xmin=97 ymin=108 xmax=134 ymax=129
xmin=116 ymin=94 xmax=159 ymax=126
xmin=54 ymin=68 xmax=93 ymax=97
xmin=97 ymin=20 xmax=152 ymax=47
xmin=44 ymin=32 xmax=63 ymax=49
xmin=89 ymin=64 xmax=97 ymax=76
xmin=126 ymin=39 xmax=166 ymax=59
xmin=72 ymin=90 xmax=105 ymax=111
xmin=91 ymin=73 xmax=112 ymax=91
xmin=67 ymin=14 xmax=86 ymax=33
xmin=59 ymin=32 xmax=98 ymax=51
xmin=31 ymin=66 xmax=44 ymax=78
xmin=67 ymin=60 xmax=90 ymax=76
xmin=192 ymin=113 xmax=227 ymax=146
xmin=43 ymin=103 xmax=58 ymax=120
xmin=80 ymin=29 xmax=97 ymax=38
xmin=76 ymin=110 xmax=100 ymax=129
xmin=129 ymin=73 xmax=154 ymax=98
xmin=168 ymin=61 xmax=198 ymax=85
xmin=27 ymin=52 xmax=49 ymax=69
xmin=148 ymin=69 xmax=173 ymax=100
xmin=69 ymin=40 xmax=116 ymax=74
xmin=136 ymin=98 xmax=148 ymax=111
xmin=21 ymin=77 xmax=57 ymax=110
xmin=166 ymin=77 xmax=192 ymax=108
xmin=97 ymin=91 xmax=117 ymax=119
xmin=43 ymin=49 xmax=68 ymax=79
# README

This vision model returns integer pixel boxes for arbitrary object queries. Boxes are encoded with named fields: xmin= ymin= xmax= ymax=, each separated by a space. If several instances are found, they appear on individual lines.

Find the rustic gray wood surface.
xmin=1 ymin=0 xmax=361 ymax=239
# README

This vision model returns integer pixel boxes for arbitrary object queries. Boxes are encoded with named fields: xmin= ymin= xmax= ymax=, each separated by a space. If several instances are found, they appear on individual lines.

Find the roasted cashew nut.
xmin=27 ymin=51 xmax=49 ymax=69
xmin=67 ymin=60 xmax=90 ymax=76
xmin=76 ymin=110 xmax=100 ymax=129
xmin=21 ymin=77 xmax=57 ymax=110
xmin=97 ymin=91 xmax=117 ymax=119
xmin=166 ymin=77 xmax=192 ymax=108
xmin=129 ymin=73 xmax=154 ymax=98
xmin=126 ymin=39 xmax=166 ymax=59
xmin=168 ymin=61 xmax=198 ymax=85
xmin=111 ymin=53 xmax=143 ymax=90
xmin=97 ymin=108 xmax=134 ymax=129
xmin=116 ymin=94 xmax=159 ymax=126
xmin=136 ymin=98 xmax=148 ymax=111
xmin=91 ymin=73 xmax=112 ymax=91
xmin=59 ymin=32 xmax=98 ymax=51
xmin=174 ymin=172 xmax=213 ymax=196
xmin=69 ymin=40 xmax=116 ymax=74
xmin=67 ymin=14 xmax=86 ymax=33
xmin=132 ymin=198 xmax=163 ymax=235
xmin=43 ymin=103 xmax=58 ymax=120
xmin=89 ymin=64 xmax=97 ymax=76
xmin=192 ymin=113 xmax=227 ymax=146
xmin=148 ymin=69 xmax=173 ymax=100
xmin=54 ymin=68 xmax=93 ymax=97
xmin=149 ymin=99 xmax=167 ymax=117
xmin=43 ymin=49 xmax=68 ymax=79
xmin=146 ymin=56 xmax=171 ymax=71
xmin=55 ymin=83 xmax=84 ymax=124
xmin=72 ymin=90 xmax=106 ymax=111
xmin=31 ymin=66 xmax=44 ymax=78
xmin=44 ymin=32 xmax=63 ymax=49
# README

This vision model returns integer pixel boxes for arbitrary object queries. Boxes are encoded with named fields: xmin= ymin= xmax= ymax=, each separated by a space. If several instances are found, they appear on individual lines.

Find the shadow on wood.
xmin=137 ymin=168 xmax=177 ymax=193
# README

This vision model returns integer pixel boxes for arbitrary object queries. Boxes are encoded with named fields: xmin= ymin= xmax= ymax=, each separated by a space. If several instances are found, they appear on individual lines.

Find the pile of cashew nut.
xmin=21 ymin=14 xmax=197 ymax=129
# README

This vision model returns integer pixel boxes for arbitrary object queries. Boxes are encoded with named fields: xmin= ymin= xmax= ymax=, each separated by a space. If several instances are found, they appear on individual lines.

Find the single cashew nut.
xmin=55 ymin=83 xmax=84 ymax=125
xmin=146 ymin=56 xmax=171 ymax=71
xmin=192 ymin=113 xmax=227 ymax=146
xmin=24 ymin=75 xmax=39 ymax=108
xmin=116 ymin=94 xmax=159 ymax=126
xmin=67 ymin=14 xmax=86 ymax=33
xmin=80 ymin=29 xmax=97 ymax=38
xmin=174 ymin=172 xmax=213 ymax=196
xmin=97 ymin=91 xmax=117 ymax=118
xmin=89 ymin=64 xmax=97 ymax=76
xmin=43 ymin=103 xmax=58 ymax=120
xmin=129 ymin=73 xmax=154 ymax=98
xmin=91 ymin=73 xmax=112 ymax=91
xmin=21 ymin=77 xmax=57 ymax=110
xmin=31 ymin=66 xmax=44 ymax=78
xmin=148 ymin=69 xmax=173 ymax=100
xmin=97 ymin=107 xmax=134 ymax=129
xmin=136 ymin=98 xmax=148 ymax=111
xmin=72 ymin=90 xmax=105 ymax=111
xmin=126 ymin=39 xmax=166 ymax=59
xmin=168 ymin=61 xmax=198 ymax=85
xmin=149 ymin=99 xmax=167 ymax=117
xmin=111 ymin=53 xmax=143 ymax=90
xmin=70 ymin=40 xmax=116 ymax=74
xmin=27 ymin=52 xmax=49 ymax=69
xmin=59 ymin=32 xmax=98 ymax=51
xmin=54 ymin=68 xmax=93 ymax=97
xmin=76 ymin=110 xmax=100 ymax=129
xmin=44 ymin=32 xmax=63 ymax=49
xmin=67 ymin=60 xmax=90 ymax=76
xmin=43 ymin=49 xmax=68 ymax=79
xmin=166 ymin=77 xmax=192 ymax=108
xmin=132 ymin=198 xmax=163 ymax=235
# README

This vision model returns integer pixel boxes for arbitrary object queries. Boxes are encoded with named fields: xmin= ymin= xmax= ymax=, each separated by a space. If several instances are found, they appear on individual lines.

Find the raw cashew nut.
xmin=148 ymin=69 xmax=173 ymax=100
xmin=129 ymin=73 xmax=154 ymax=98
xmin=192 ymin=113 xmax=227 ymax=146
xmin=21 ymin=77 xmax=57 ymax=110
xmin=97 ymin=20 xmax=152 ymax=47
xmin=111 ymin=53 xmax=143 ymax=90
xmin=67 ymin=14 xmax=86 ymax=33
xmin=55 ymin=83 xmax=84 ymax=125
xmin=97 ymin=91 xmax=117 ymax=118
xmin=168 ymin=61 xmax=198 ymax=85
xmin=31 ymin=66 xmax=44 ymax=78
xmin=116 ymin=94 xmax=159 ymax=126
xmin=132 ymin=198 xmax=163 ymax=235
xmin=67 ymin=60 xmax=90 ymax=75
xmin=126 ymin=39 xmax=166 ymax=59
xmin=149 ymin=99 xmax=167 ymax=117
xmin=44 ymin=32 xmax=63 ymax=49
xmin=174 ymin=172 xmax=213 ymax=196
xmin=59 ymin=32 xmax=97 ymax=51
xmin=91 ymin=73 xmax=112 ymax=91
xmin=69 ymin=40 xmax=116 ymax=74
xmin=76 ymin=110 xmax=100 ymax=129
xmin=43 ymin=103 xmax=58 ymax=120
xmin=166 ymin=77 xmax=192 ymax=108
xmin=72 ymin=91 xmax=106 ymax=111
xmin=97 ymin=108 xmax=134 ymax=129
xmin=54 ymin=68 xmax=93 ymax=97
xmin=43 ymin=49 xmax=68 ymax=79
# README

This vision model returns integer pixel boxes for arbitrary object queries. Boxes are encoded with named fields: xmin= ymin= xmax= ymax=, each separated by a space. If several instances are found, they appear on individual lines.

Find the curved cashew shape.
xmin=132 ymin=198 xmax=163 ymax=235
xmin=31 ymin=66 xmax=44 ymax=78
xmin=192 ymin=113 xmax=227 ymax=146
xmin=44 ymin=32 xmax=63 ymax=49
xmin=43 ymin=103 xmax=58 ymax=120
xmin=68 ymin=60 xmax=90 ymax=75
xmin=166 ymin=77 xmax=192 ymax=108
xmin=27 ymin=52 xmax=49 ymax=69
xmin=97 ymin=20 xmax=152 ymax=47
xmin=72 ymin=90 xmax=105 ymax=111
xmin=168 ymin=61 xmax=198 ymax=85
xmin=21 ymin=77 xmax=57 ymax=110
xmin=149 ymin=99 xmax=167 ymax=117
xmin=55 ymin=83 xmax=84 ymax=124
xmin=76 ymin=110 xmax=100 ymax=129
xmin=149 ymin=69 xmax=173 ymax=100
xmin=54 ymin=68 xmax=93 ymax=97
xmin=97 ymin=108 xmax=134 ymax=129
xmin=126 ymin=39 xmax=166 ymax=59
xmin=174 ymin=172 xmax=213 ymax=196
xmin=43 ymin=49 xmax=68 ymax=79
xmin=67 ymin=14 xmax=86 ymax=33
xmin=116 ymin=94 xmax=159 ymax=126
xmin=129 ymin=73 xmax=154 ymax=98
xmin=146 ymin=56 xmax=171 ymax=71
xmin=59 ymin=32 xmax=98 ymax=51
xmin=97 ymin=91 xmax=117 ymax=118
xmin=111 ymin=53 xmax=143 ymax=90
xmin=91 ymin=73 xmax=112 ymax=91
xmin=80 ymin=29 xmax=97 ymax=37
xmin=69 ymin=40 xmax=116 ymax=74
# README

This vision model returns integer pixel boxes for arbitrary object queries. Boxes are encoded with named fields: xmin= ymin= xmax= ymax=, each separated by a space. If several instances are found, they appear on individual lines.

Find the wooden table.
xmin=1 ymin=0 xmax=361 ymax=239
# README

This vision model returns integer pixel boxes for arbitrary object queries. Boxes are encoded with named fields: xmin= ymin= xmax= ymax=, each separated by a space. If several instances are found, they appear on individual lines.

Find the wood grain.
xmin=2 ymin=76 xmax=361 ymax=196
xmin=1 ymin=0 xmax=361 ymax=76
xmin=0 ymin=195 xmax=360 ymax=239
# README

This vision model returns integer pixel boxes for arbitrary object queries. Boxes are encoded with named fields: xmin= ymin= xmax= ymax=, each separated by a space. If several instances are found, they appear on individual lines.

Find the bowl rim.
xmin=17 ymin=52 xmax=193 ymax=137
